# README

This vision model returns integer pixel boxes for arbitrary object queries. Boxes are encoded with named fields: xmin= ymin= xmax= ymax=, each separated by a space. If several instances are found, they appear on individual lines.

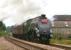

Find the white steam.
xmin=2 ymin=0 xmax=71 ymax=26
xmin=2 ymin=0 xmax=47 ymax=26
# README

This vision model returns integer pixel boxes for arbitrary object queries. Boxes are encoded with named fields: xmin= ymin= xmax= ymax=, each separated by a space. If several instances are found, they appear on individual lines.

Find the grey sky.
xmin=0 ymin=0 xmax=71 ymax=26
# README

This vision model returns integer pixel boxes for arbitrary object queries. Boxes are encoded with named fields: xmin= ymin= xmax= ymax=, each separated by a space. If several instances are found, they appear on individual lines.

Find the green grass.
xmin=0 ymin=31 xmax=8 ymax=37
xmin=50 ymin=39 xmax=71 ymax=45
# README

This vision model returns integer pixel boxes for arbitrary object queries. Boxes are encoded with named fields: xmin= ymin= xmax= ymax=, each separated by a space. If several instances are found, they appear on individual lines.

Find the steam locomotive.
xmin=11 ymin=14 xmax=52 ymax=44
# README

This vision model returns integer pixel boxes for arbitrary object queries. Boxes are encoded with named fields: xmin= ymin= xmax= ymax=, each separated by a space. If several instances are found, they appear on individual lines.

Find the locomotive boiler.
xmin=11 ymin=14 xmax=52 ymax=44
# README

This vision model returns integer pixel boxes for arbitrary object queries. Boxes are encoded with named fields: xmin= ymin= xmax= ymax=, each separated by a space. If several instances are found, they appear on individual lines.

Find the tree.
xmin=0 ymin=21 xmax=6 ymax=31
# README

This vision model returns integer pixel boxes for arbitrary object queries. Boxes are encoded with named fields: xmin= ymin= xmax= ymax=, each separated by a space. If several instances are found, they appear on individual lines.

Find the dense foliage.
xmin=0 ymin=21 xmax=6 ymax=31
xmin=0 ymin=21 xmax=7 ymax=36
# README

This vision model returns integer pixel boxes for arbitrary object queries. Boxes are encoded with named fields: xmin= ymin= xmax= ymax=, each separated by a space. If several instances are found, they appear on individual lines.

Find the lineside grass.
xmin=0 ymin=31 xmax=8 ymax=37
xmin=50 ymin=39 xmax=71 ymax=45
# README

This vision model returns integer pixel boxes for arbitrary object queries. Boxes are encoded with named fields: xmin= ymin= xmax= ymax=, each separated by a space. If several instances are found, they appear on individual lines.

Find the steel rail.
xmin=5 ymin=36 xmax=48 ymax=50
xmin=49 ymin=44 xmax=71 ymax=50
xmin=5 ymin=36 xmax=71 ymax=50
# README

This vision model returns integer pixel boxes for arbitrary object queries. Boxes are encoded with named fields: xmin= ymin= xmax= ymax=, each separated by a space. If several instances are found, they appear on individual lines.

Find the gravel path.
xmin=0 ymin=37 xmax=25 ymax=50
xmin=0 ymin=37 xmax=65 ymax=50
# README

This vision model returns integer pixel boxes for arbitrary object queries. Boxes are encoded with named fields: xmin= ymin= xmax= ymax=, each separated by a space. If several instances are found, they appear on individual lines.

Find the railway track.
xmin=5 ymin=36 xmax=48 ymax=50
xmin=49 ymin=44 xmax=71 ymax=50
xmin=5 ymin=36 xmax=71 ymax=50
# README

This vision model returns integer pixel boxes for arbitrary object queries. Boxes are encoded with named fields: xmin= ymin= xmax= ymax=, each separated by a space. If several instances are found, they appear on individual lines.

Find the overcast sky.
xmin=0 ymin=0 xmax=71 ymax=26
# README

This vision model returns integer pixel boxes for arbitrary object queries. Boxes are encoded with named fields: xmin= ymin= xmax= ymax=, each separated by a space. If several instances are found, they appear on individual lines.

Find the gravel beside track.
xmin=0 ymin=37 xmax=70 ymax=50
xmin=0 ymin=37 xmax=25 ymax=50
xmin=6 ymin=36 xmax=65 ymax=50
